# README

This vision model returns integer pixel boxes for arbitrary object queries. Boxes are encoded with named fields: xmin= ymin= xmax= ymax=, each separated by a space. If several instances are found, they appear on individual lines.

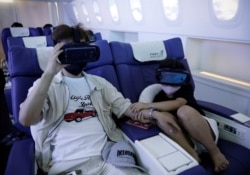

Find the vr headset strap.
xmin=71 ymin=27 xmax=81 ymax=43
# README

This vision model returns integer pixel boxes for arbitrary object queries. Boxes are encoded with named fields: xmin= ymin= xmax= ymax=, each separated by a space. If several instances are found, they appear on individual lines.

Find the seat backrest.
xmin=43 ymin=27 xmax=54 ymax=36
xmin=8 ymin=46 xmax=46 ymax=134
xmin=1 ymin=27 xmax=42 ymax=60
xmin=94 ymin=32 xmax=102 ymax=41
xmin=109 ymin=37 xmax=190 ymax=103
xmin=5 ymin=36 xmax=54 ymax=120
xmin=8 ymin=39 xmax=117 ymax=134
xmin=85 ymin=40 xmax=120 ymax=91
xmin=109 ymin=37 xmax=196 ymax=141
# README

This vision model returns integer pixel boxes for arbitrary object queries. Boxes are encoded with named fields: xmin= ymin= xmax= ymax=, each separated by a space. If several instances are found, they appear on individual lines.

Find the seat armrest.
xmin=197 ymin=100 xmax=250 ymax=149
xmin=197 ymin=100 xmax=237 ymax=117
xmin=117 ymin=118 xmax=160 ymax=142
xmin=197 ymin=100 xmax=250 ymax=125
xmin=5 ymin=138 xmax=35 ymax=175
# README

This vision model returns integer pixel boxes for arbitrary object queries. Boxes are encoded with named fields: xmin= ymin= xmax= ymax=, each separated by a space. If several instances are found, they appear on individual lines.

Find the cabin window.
xmin=92 ymin=0 xmax=102 ymax=23
xmin=72 ymin=5 xmax=80 ymax=23
xmin=109 ymin=0 xmax=119 ymax=22
xmin=162 ymin=0 xmax=179 ymax=21
xmin=212 ymin=0 xmax=239 ymax=20
xmin=81 ymin=2 xmax=90 ymax=23
xmin=130 ymin=0 xmax=143 ymax=22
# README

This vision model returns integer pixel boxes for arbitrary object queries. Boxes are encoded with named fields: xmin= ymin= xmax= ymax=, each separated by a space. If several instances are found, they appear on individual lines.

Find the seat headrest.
xmin=85 ymin=40 xmax=113 ymax=70
xmin=10 ymin=27 xmax=29 ymax=37
xmin=110 ymin=37 xmax=185 ymax=65
xmin=1 ymin=27 xmax=43 ymax=60
xmin=7 ymin=36 xmax=54 ymax=49
xmin=130 ymin=41 xmax=167 ymax=62
xmin=22 ymin=36 xmax=47 ymax=48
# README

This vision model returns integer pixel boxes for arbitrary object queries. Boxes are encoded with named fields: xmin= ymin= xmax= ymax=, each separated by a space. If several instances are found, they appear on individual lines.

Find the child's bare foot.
xmin=210 ymin=150 xmax=229 ymax=173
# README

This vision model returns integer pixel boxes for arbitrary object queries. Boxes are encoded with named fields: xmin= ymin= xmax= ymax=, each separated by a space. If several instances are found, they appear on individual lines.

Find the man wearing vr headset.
xmin=131 ymin=58 xmax=229 ymax=173
xmin=19 ymin=24 xmax=146 ymax=175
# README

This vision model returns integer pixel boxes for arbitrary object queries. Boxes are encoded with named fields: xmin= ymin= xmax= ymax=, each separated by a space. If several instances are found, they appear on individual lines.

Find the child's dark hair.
xmin=158 ymin=58 xmax=186 ymax=70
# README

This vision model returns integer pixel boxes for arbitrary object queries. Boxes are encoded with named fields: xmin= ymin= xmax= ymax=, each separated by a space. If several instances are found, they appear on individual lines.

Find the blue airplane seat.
xmin=4 ymin=35 xmax=54 ymax=133
xmin=4 ymin=39 xmax=121 ymax=175
xmin=36 ymin=27 xmax=44 ymax=36
xmin=94 ymin=32 xmax=102 ymax=40
xmin=109 ymin=38 xmax=250 ymax=175
xmin=1 ymin=27 xmax=42 ymax=61
xmin=7 ymin=35 xmax=54 ymax=49
xmin=110 ymin=37 xmax=186 ymax=103
xmin=85 ymin=40 xmax=121 ymax=91
xmin=43 ymin=26 xmax=54 ymax=36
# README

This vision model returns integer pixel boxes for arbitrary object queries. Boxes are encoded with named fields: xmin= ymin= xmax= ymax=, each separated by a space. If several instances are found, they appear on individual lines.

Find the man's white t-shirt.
xmin=51 ymin=76 xmax=107 ymax=164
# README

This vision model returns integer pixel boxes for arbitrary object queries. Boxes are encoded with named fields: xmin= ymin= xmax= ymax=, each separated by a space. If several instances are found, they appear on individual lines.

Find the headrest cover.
xmin=10 ymin=27 xmax=29 ymax=37
xmin=22 ymin=36 xmax=47 ymax=48
xmin=156 ymin=68 xmax=190 ymax=86
xmin=130 ymin=41 xmax=167 ymax=62
xmin=36 ymin=47 xmax=53 ymax=71
xmin=57 ymin=43 xmax=100 ymax=64
xmin=102 ymin=141 xmax=146 ymax=172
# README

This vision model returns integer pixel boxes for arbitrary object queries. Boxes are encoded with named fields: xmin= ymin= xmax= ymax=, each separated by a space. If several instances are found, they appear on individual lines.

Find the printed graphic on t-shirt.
xmin=64 ymin=94 xmax=97 ymax=122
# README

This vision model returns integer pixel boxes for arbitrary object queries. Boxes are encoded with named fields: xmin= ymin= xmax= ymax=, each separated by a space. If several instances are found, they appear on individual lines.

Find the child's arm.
xmin=131 ymin=97 xmax=187 ymax=112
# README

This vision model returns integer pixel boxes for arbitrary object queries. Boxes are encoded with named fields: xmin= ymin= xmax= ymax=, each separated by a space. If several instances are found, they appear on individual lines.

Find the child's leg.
xmin=154 ymin=111 xmax=200 ymax=162
xmin=176 ymin=105 xmax=229 ymax=173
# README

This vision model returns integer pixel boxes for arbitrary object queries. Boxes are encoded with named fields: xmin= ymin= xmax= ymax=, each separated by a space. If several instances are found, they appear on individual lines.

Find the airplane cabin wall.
xmin=72 ymin=0 xmax=250 ymax=116
xmin=0 ymin=0 xmax=249 ymax=116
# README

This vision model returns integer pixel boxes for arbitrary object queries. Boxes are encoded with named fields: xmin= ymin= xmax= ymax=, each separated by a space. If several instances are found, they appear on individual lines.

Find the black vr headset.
xmin=156 ymin=68 xmax=190 ymax=86
xmin=57 ymin=27 xmax=100 ymax=64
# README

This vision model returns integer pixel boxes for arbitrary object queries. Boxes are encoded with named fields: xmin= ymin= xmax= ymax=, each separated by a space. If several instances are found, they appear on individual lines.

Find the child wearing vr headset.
xmin=131 ymin=58 xmax=229 ymax=173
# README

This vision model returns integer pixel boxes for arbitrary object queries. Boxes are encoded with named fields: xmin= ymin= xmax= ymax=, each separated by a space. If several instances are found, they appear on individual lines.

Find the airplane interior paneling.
xmin=0 ymin=0 xmax=250 ymax=175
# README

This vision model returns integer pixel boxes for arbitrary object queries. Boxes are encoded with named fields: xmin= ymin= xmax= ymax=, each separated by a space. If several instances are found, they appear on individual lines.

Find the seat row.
xmin=4 ymin=37 xmax=250 ymax=175
xmin=1 ymin=27 xmax=102 ymax=61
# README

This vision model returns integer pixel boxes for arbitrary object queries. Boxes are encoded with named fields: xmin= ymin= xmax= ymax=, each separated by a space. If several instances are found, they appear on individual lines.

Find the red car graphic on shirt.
xmin=64 ymin=107 xmax=97 ymax=122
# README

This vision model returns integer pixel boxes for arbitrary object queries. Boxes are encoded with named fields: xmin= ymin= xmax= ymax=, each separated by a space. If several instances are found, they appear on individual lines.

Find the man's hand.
xmin=44 ymin=42 xmax=66 ymax=76
xmin=130 ymin=102 xmax=150 ymax=113
xmin=133 ymin=109 xmax=154 ymax=124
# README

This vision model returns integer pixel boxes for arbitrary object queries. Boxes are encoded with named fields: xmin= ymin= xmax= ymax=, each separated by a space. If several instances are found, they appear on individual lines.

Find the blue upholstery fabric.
xmin=85 ymin=40 xmax=120 ymax=91
xmin=43 ymin=27 xmax=53 ymax=36
xmin=8 ymin=47 xmax=43 ymax=135
xmin=5 ymin=138 xmax=35 ymax=175
xmin=110 ymin=37 xmax=185 ymax=103
xmin=7 ymin=35 xmax=54 ymax=49
xmin=110 ymin=41 xmax=159 ymax=103
xmin=94 ymin=32 xmax=102 ymax=40
xmin=1 ymin=27 xmax=42 ymax=61
xmin=109 ymin=38 xmax=250 ymax=175
xmin=109 ymin=38 xmax=186 ymax=144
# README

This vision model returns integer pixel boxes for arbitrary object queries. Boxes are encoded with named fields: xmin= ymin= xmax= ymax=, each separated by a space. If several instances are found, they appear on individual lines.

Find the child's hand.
xmin=155 ymin=113 xmax=181 ymax=133
xmin=133 ymin=109 xmax=153 ymax=124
